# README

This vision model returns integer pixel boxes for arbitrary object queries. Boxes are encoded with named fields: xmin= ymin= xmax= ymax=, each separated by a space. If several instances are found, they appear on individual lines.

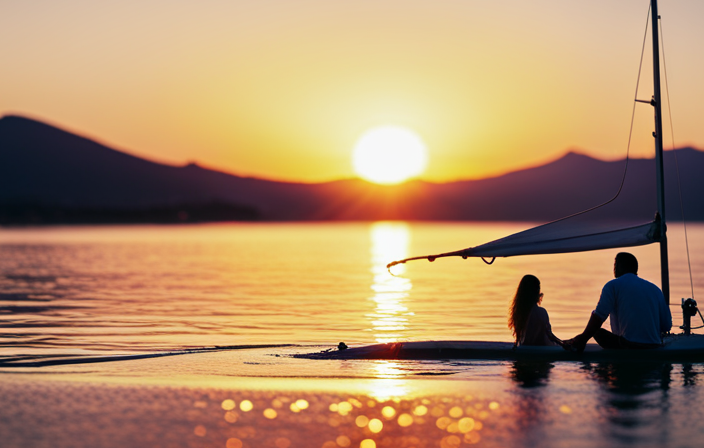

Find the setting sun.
xmin=352 ymin=126 xmax=428 ymax=185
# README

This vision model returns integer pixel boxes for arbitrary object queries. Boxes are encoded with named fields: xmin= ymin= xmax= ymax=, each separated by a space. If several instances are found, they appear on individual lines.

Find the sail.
xmin=459 ymin=219 xmax=661 ymax=258
xmin=388 ymin=219 xmax=662 ymax=268
xmin=388 ymin=0 xmax=671 ymax=292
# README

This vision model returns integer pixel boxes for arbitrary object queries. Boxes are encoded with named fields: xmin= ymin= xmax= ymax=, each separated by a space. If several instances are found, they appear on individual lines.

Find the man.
xmin=566 ymin=252 xmax=672 ymax=351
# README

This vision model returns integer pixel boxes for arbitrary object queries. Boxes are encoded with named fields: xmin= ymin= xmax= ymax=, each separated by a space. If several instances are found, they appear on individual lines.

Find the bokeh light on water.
xmin=5 ymin=360 xmax=704 ymax=448
xmin=0 ymin=378 xmax=507 ymax=448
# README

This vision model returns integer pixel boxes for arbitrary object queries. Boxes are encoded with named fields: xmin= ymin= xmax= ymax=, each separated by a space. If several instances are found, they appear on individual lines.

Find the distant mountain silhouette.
xmin=1 ymin=114 xmax=703 ymax=224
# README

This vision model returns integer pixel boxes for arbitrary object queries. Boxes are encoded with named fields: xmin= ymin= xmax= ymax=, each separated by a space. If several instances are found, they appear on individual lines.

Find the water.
xmin=2 ymin=222 xmax=702 ymax=356
xmin=2 ymin=222 xmax=704 ymax=447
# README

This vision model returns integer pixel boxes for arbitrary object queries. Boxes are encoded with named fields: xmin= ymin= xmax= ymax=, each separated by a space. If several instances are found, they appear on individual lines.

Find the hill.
xmin=1 ymin=115 xmax=703 ymax=224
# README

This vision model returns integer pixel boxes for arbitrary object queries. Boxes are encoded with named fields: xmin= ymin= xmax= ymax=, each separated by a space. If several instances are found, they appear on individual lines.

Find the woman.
xmin=508 ymin=275 xmax=562 ymax=347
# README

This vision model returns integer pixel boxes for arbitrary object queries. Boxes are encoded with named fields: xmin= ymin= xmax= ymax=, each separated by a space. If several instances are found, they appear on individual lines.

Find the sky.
xmin=1 ymin=0 xmax=704 ymax=183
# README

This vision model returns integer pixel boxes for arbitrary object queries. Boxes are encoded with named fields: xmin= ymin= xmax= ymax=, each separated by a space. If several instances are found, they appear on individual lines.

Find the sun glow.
xmin=352 ymin=126 xmax=428 ymax=185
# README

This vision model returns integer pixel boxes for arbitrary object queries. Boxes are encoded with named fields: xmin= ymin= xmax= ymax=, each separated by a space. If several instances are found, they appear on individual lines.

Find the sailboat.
xmin=304 ymin=0 xmax=704 ymax=362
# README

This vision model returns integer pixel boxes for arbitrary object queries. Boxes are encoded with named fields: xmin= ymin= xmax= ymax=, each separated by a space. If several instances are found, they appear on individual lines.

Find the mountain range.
xmin=1 ymin=115 xmax=702 ymax=224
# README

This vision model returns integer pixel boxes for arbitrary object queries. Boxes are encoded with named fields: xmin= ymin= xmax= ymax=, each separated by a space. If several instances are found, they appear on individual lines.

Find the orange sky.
xmin=2 ymin=0 xmax=704 ymax=183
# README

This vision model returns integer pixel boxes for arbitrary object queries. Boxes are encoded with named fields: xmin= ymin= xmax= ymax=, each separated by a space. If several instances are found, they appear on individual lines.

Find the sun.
xmin=352 ymin=126 xmax=428 ymax=185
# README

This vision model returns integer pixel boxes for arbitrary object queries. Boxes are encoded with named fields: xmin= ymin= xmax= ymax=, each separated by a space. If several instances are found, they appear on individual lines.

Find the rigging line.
xmin=506 ymin=3 xmax=651 ymax=230
xmin=387 ymin=4 xmax=652 ymax=271
xmin=659 ymin=17 xmax=695 ymax=301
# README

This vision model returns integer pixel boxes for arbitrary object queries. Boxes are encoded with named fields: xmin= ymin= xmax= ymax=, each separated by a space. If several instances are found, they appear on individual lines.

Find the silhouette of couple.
xmin=509 ymin=252 xmax=672 ymax=351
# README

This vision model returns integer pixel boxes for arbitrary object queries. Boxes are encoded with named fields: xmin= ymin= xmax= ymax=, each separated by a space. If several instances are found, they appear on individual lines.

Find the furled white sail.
xmin=388 ymin=219 xmax=662 ymax=268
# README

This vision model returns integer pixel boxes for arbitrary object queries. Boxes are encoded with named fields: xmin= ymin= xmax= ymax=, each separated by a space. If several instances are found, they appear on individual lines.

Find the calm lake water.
xmin=1 ymin=222 xmax=702 ymax=355
xmin=2 ymin=222 xmax=704 ymax=448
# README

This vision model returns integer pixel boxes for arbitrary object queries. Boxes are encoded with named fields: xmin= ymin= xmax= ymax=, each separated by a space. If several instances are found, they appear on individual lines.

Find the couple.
xmin=509 ymin=252 xmax=672 ymax=351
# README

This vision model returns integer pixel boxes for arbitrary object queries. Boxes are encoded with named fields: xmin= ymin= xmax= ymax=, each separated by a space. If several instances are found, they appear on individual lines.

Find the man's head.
xmin=614 ymin=252 xmax=638 ymax=278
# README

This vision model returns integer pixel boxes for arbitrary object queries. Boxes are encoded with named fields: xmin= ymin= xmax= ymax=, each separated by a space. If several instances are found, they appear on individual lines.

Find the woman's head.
xmin=516 ymin=274 xmax=542 ymax=304
xmin=508 ymin=275 xmax=542 ymax=342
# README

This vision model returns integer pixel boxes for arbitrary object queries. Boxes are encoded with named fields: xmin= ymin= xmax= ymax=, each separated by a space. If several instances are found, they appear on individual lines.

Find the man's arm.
xmin=565 ymin=281 xmax=613 ymax=351
xmin=565 ymin=312 xmax=605 ymax=352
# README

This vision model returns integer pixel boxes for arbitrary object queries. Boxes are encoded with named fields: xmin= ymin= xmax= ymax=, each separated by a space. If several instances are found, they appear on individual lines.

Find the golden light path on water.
xmin=367 ymin=363 xmax=411 ymax=403
xmin=367 ymin=222 xmax=413 ymax=343
xmin=364 ymin=223 xmax=415 ymax=402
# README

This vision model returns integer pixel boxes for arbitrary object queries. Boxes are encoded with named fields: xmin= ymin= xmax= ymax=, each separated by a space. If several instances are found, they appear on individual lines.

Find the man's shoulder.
xmin=603 ymin=275 xmax=630 ymax=289
xmin=608 ymin=273 xmax=645 ymax=284
xmin=608 ymin=273 xmax=663 ymax=294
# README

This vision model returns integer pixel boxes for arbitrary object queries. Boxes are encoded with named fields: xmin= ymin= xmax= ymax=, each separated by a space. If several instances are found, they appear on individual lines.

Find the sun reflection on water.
xmin=368 ymin=222 xmax=414 ymax=343
xmin=366 ymin=361 xmax=411 ymax=401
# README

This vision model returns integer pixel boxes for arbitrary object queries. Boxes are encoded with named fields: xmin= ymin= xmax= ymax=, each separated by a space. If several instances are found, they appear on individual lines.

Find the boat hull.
xmin=300 ymin=334 xmax=704 ymax=363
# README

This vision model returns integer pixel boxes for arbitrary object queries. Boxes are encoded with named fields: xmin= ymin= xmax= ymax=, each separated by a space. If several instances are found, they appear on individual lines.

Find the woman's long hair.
xmin=508 ymin=275 xmax=542 ymax=343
